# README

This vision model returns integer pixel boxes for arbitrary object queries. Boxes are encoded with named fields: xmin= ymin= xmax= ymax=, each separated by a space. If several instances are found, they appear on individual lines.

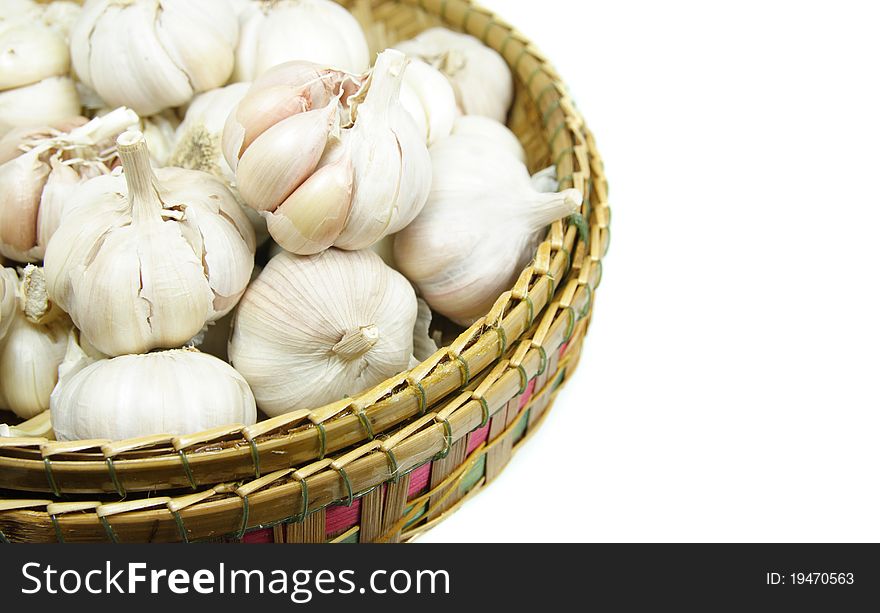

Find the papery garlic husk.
xmin=450 ymin=115 xmax=526 ymax=163
xmin=531 ymin=166 xmax=560 ymax=193
xmin=44 ymin=130 xmax=256 ymax=357
xmin=141 ymin=109 xmax=180 ymax=167
xmin=70 ymin=0 xmax=239 ymax=116
xmin=229 ymin=249 xmax=418 ymax=417
xmin=226 ymin=51 xmax=431 ymax=254
xmin=0 ymin=409 xmax=54 ymax=439
xmin=51 ymin=347 xmax=257 ymax=441
xmin=233 ymin=0 xmax=370 ymax=82
xmin=412 ymin=297 xmax=439 ymax=363
xmin=0 ymin=266 xmax=18 ymax=342
xmin=0 ymin=107 xmax=139 ymax=262
xmin=399 ymin=58 xmax=457 ymax=146
xmin=394 ymin=134 xmax=583 ymax=326
xmin=169 ymin=82 xmax=269 ymax=244
xmin=0 ymin=266 xmax=79 ymax=419
xmin=396 ymin=27 xmax=514 ymax=123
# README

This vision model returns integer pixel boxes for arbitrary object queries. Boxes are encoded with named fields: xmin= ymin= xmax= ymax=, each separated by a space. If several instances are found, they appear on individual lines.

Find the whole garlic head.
xmin=44 ymin=130 xmax=256 ymax=357
xmin=70 ymin=0 xmax=239 ymax=116
xmin=225 ymin=50 xmax=431 ymax=255
xmin=233 ymin=0 xmax=370 ymax=81
xmin=0 ymin=107 xmax=139 ymax=262
xmin=396 ymin=27 xmax=514 ymax=123
xmin=0 ymin=2 xmax=81 ymax=138
xmin=450 ymin=115 xmax=526 ymax=163
xmin=0 ymin=265 xmax=78 ymax=420
xmin=229 ymin=249 xmax=418 ymax=417
xmin=51 ymin=347 xmax=257 ymax=441
xmin=394 ymin=133 xmax=583 ymax=326
xmin=399 ymin=58 xmax=457 ymax=146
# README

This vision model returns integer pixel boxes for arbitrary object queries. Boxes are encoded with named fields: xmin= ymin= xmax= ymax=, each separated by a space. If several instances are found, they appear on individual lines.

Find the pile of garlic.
xmin=0 ymin=0 xmax=582 ymax=444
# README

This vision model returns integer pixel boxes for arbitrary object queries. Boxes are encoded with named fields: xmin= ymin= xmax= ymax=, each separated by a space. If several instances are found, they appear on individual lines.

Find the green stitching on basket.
xmin=171 ymin=509 xmax=190 ymax=543
xmin=479 ymin=19 xmax=494 ymax=43
xmin=559 ymin=246 xmax=572 ymax=273
xmin=335 ymin=466 xmax=354 ymax=507
xmin=105 ymin=457 xmax=126 ymax=499
xmin=554 ymin=146 xmax=575 ymax=169
xmin=514 ymin=46 xmax=529 ymax=72
xmin=516 ymin=363 xmax=528 ymax=395
xmin=434 ymin=416 xmax=453 ymax=460
xmin=462 ymin=5 xmax=476 ymax=31
xmin=50 ymin=515 xmax=64 ymax=544
xmin=476 ymin=396 xmax=490 ymax=429
xmin=247 ymin=438 xmax=261 ymax=478
xmin=356 ymin=407 xmax=375 ymax=440
xmin=526 ymin=66 xmax=544 ymax=88
xmin=100 ymin=516 xmax=119 ymax=544
xmin=237 ymin=495 xmax=250 ymax=540
xmin=43 ymin=458 xmax=60 ymax=497
xmin=440 ymin=0 xmax=449 ymax=22
xmin=314 ymin=422 xmax=326 ymax=460
xmin=296 ymin=475 xmax=309 ymax=522
xmin=499 ymin=31 xmax=515 ymax=56
xmin=546 ymin=273 xmax=556 ymax=303
xmin=549 ymin=121 xmax=568 ymax=150
xmin=493 ymin=323 xmax=507 ymax=357
xmin=579 ymin=286 xmax=593 ymax=320
xmin=0 ymin=530 xmax=9 ymax=544
xmin=536 ymin=82 xmax=558 ymax=108
xmin=542 ymin=100 xmax=562 ymax=124
xmin=453 ymin=353 xmax=470 ymax=387
xmin=383 ymin=446 xmax=400 ymax=483
xmin=535 ymin=344 xmax=548 ymax=377
xmin=177 ymin=449 xmax=197 ymax=490
xmin=523 ymin=294 xmax=535 ymax=327
xmin=563 ymin=306 xmax=577 ymax=343
xmin=570 ymin=212 xmax=588 ymax=242
xmin=412 ymin=379 xmax=427 ymax=416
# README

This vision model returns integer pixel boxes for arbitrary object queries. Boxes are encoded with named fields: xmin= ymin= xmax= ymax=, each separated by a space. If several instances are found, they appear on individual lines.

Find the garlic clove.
xmin=36 ymin=157 xmax=79 ymax=255
xmin=0 ymin=267 xmax=18 ymax=342
xmin=266 ymin=149 xmax=354 ymax=255
xmin=399 ymin=58 xmax=457 ymax=145
xmin=0 ymin=150 xmax=49 ymax=262
xmin=234 ymin=102 xmax=338 ymax=212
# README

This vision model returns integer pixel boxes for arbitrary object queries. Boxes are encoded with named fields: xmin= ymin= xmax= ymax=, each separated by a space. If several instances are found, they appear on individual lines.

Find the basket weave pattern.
xmin=0 ymin=0 xmax=609 ymax=543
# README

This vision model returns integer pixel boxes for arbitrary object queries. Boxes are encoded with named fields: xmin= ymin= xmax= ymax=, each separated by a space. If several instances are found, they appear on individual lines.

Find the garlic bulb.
xmin=450 ymin=115 xmax=526 ymax=163
xmin=225 ymin=50 xmax=431 ymax=254
xmin=394 ymin=134 xmax=583 ymax=326
xmin=169 ymin=83 xmax=269 ymax=244
xmin=51 ymin=347 xmax=257 ymax=441
xmin=0 ymin=107 xmax=139 ymax=262
xmin=396 ymin=27 xmax=514 ymax=123
xmin=399 ymin=58 xmax=457 ymax=146
xmin=70 ymin=0 xmax=239 ymax=116
xmin=0 ymin=1 xmax=81 ymax=138
xmin=229 ymin=249 xmax=418 ymax=416
xmin=44 ymin=130 xmax=255 ymax=357
xmin=141 ymin=110 xmax=179 ymax=167
xmin=233 ymin=0 xmax=370 ymax=81
xmin=0 ymin=267 xmax=18 ymax=342
xmin=0 ymin=266 xmax=75 ymax=419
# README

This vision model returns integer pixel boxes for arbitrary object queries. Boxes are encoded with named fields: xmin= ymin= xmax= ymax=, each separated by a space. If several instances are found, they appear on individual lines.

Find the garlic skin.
xmin=394 ymin=134 xmax=583 ymax=326
xmin=233 ymin=0 xmax=370 ymax=82
xmin=140 ymin=110 xmax=179 ymax=167
xmin=225 ymin=50 xmax=431 ymax=254
xmin=44 ymin=130 xmax=255 ymax=357
xmin=0 ymin=266 xmax=75 ymax=420
xmin=0 ymin=267 xmax=19 ymax=342
xmin=413 ymin=298 xmax=439 ymax=362
xmin=169 ymin=83 xmax=269 ymax=244
xmin=450 ymin=115 xmax=526 ymax=164
xmin=229 ymin=249 xmax=418 ymax=417
xmin=70 ymin=0 xmax=239 ymax=116
xmin=0 ymin=107 xmax=139 ymax=262
xmin=396 ymin=27 xmax=514 ymax=123
xmin=399 ymin=58 xmax=457 ymax=146
xmin=51 ymin=347 xmax=257 ymax=442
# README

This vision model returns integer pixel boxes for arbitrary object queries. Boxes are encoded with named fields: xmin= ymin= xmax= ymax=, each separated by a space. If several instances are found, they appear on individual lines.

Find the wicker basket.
xmin=0 ymin=0 xmax=609 ymax=543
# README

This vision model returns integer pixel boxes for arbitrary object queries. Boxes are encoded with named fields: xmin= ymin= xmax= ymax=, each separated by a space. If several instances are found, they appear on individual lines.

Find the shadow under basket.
xmin=0 ymin=0 xmax=610 ymax=543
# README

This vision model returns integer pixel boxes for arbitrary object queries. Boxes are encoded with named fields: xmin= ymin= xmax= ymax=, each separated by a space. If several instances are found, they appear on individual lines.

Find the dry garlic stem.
xmin=229 ymin=249 xmax=418 ymax=416
xmin=394 ymin=134 xmax=583 ymax=326
xmin=70 ymin=0 xmax=239 ymax=116
xmin=51 ymin=347 xmax=257 ymax=441
xmin=0 ymin=107 xmax=139 ymax=262
xmin=233 ymin=0 xmax=370 ymax=81
xmin=44 ymin=130 xmax=255 ymax=357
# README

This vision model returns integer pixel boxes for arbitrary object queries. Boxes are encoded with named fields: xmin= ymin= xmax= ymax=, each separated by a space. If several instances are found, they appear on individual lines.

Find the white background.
xmin=422 ymin=0 xmax=880 ymax=542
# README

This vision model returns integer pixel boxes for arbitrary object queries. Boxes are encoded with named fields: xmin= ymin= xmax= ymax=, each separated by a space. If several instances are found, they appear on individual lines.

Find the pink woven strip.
xmin=519 ymin=379 xmax=536 ymax=409
xmin=559 ymin=342 xmax=570 ymax=356
xmin=325 ymin=498 xmax=361 ymax=535
xmin=407 ymin=463 xmax=431 ymax=498
xmin=241 ymin=528 xmax=273 ymax=543
xmin=466 ymin=423 xmax=490 ymax=455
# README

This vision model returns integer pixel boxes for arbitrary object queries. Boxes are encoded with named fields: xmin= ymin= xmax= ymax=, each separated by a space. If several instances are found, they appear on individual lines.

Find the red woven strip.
xmin=466 ymin=423 xmax=490 ymax=455
xmin=325 ymin=498 xmax=361 ymax=535
xmin=241 ymin=528 xmax=273 ymax=543
xmin=559 ymin=342 xmax=570 ymax=356
xmin=519 ymin=379 xmax=536 ymax=409
xmin=407 ymin=463 xmax=431 ymax=498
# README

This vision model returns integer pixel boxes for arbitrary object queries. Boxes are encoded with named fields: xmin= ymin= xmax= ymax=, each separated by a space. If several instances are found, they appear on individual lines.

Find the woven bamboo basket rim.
xmin=0 ymin=0 xmax=610 ymax=500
